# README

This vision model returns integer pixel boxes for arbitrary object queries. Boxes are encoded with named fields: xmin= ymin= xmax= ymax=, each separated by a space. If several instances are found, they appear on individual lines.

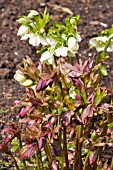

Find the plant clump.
xmin=0 ymin=9 xmax=113 ymax=170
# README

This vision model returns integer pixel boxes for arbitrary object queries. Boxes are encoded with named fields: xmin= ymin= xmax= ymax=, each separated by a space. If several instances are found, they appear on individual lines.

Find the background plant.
xmin=0 ymin=9 xmax=113 ymax=170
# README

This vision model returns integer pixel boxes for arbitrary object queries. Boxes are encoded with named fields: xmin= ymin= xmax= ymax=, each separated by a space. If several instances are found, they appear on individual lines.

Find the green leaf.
xmin=101 ymin=65 xmax=108 ymax=76
xmin=42 ymin=8 xmax=51 ymax=26
xmin=28 ymin=166 xmax=35 ymax=170
xmin=94 ymin=87 xmax=102 ymax=106
xmin=81 ymin=90 xmax=87 ymax=103
xmin=11 ymin=138 xmax=19 ymax=152
xmin=58 ymin=103 xmax=63 ymax=114
xmin=0 ymin=109 xmax=9 ymax=114
xmin=107 ymin=123 xmax=113 ymax=128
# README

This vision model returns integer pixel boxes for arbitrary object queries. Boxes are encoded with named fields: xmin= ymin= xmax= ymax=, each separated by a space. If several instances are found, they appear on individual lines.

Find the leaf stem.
xmin=83 ymin=150 xmax=91 ymax=170
xmin=9 ymin=151 xmax=20 ymax=170
xmin=36 ymin=150 xmax=41 ymax=170
xmin=18 ymin=134 xmax=27 ymax=170
xmin=63 ymin=126 xmax=69 ymax=170
xmin=44 ymin=139 xmax=53 ymax=165
xmin=74 ymin=125 xmax=83 ymax=170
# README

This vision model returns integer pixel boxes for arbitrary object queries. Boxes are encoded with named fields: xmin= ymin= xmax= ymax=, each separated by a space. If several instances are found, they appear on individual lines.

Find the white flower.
xmin=27 ymin=10 xmax=38 ymax=18
xmin=70 ymin=18 xmax=75 ymax=24
xmin=46 ymin=37 xmax=57 ymax=46
xmin=62 ymin=34 xmax=67 ymax=40
xmin=89 ymin=36 xmax=108 ymax=52
xmin=76 ymin=33 xmax=82 ymax=42
xmin=14 ymin=70 xmax=26 ymax=84
xmin=107 ymin=39 xmax=113 ymax=52
xmin=14 ymin=70 xmax=33 ymax=86
xmin=54 ymin=47 xmax=69 ymax=57
xmin=68 ymin=37 xmax=79 ymax=54
xmin=40 ymin=50 xmax=54 ymax=65
xmin=29 ymin=34 xmax=48 ymax=46
xmin=17 ymin=25 xmax=29 ymax=38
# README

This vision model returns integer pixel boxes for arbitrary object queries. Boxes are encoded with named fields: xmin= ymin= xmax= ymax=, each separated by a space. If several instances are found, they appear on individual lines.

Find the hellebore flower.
xmin=17 ymin=25 xmax=29 ymax=40
xmin=36 ymin=78 xmax=54 ymax=93
xmin=68 ymin=36 xmax=79 ymax=54
xmin=107 ymin=39 xmax=113 ymax=52
xmin=40 ymin=50 xmax=55 ymax=65
xmin=29 ymin=33 xmax=48 ymax=46
xmin=46 ymin=36 xmax=57 ymax=46
xmin=89 ymin=36 xmax=108 ymax=52
xmin=76 ymin=33 xmax=82 ymax=42
xmin=54 ymin=47 xmax=69 ymax=57
xmin=14 ymin=70 xmax=33 ymax=86
xmin=27 ymin=10 xmax=39 ymax=18
xmin=14 ymin=70 xmax=26 ymax=84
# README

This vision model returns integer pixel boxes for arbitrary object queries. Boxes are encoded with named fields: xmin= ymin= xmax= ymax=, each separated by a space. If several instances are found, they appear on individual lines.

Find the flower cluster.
xmin=17 ymin=10 xmax=81 ymax=65
xmin=89 ymin=26 xmax=113 ymax=52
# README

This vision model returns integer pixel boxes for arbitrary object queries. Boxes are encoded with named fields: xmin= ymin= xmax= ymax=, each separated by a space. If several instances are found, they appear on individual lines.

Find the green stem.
xmin=83 ymin=150 xmax=91 ymax=170
xmin=18 ymin=135 xmax=27 ymax=170
xmin=74 ymin=125 xmax=83 ymax=170
xmin=102 ymin=38 xmax=111 ymax=59
xmin=9 ymin=151 xmax=20 ymax=170
xmin=36 ymin=150 xmax=41 ymax=170
xmin=39 ymin=150 xmax=44 ymax=170
xmin=96 ymin=52 xmax=101 ymax=65
xmin=44 ymin=139 xmax=53 ymax=165
xmin=63 ymin=126 xmax=69 ymax=170
xmin=69 ymin=57 xmax=73 ymax=65
xmin=97 ymin=38 xmax=111 ymax=83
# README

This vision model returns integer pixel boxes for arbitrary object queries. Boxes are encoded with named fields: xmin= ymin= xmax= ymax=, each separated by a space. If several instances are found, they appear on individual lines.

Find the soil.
xmin=0 ymin=0 xmax=113 ymax=169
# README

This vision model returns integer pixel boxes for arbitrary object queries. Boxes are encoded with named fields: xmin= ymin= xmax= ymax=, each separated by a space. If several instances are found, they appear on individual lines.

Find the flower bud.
xmin=53 ymin=145 xmax=62 ymax=157
xmin=22 ymin=79 xmax=33 ymax=86
xmin=14 ymin=70 xmax=26 ymax=83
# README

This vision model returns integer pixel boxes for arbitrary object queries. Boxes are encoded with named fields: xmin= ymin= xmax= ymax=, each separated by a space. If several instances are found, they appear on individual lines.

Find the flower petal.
xmin=55 ymin=47 xmax=68 ymax=57
xmin=27 ymin=10 xmax=38 ymax=18
xmin=40 ymin=36 xmax=48 ymax=46
xmin=17 ymin=25 xmax=29 ymax=36
xmin=68 ymin=37 xmax=79 ymax=53
xmin=14 ymin=70 xmax=26 ymax=83
xmin=107 ymin=39 xmax=113 ymax=52
xmin=40 ymin=51 xmax=51 ymax=63
xmin=29 ymin=34 xmax=40 ymax=46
